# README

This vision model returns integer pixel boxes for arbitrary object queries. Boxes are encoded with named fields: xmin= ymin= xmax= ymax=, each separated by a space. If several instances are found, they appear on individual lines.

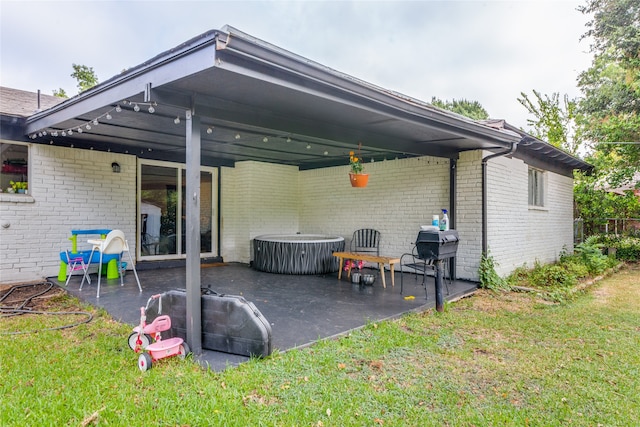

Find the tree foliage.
xmin=574 ymin=168 xmax=640 ymax=235
xmin=71 ymin=64 xmax=99 ymax=93
xmin=431 ymin=97 xmax=490 ymax=120
xmin=52 ymin=88 xmax=68 ymax=98
xmin=579 ymin=0 xmax=640 ymax=68
xmin=572 ymin=0 xmax=640 ymax=232
xmin=519 ymin=2 xmax=640 ymax=231
xmin=51 ymin=64 xmax=99 ymax=97
xmin=517 ymin=90 xmax=579 ymax=154
xmin=577 ymin=0 xmax=640 ymax=183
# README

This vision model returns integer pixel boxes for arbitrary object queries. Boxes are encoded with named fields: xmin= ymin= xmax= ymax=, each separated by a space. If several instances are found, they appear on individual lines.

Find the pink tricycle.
xmin=128 ymin=294 xmax=190 ymax=371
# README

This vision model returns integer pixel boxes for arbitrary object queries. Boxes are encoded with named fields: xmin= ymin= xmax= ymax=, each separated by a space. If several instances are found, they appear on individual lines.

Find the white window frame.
xmin=0 ymin=140 xmax=33 ymax=203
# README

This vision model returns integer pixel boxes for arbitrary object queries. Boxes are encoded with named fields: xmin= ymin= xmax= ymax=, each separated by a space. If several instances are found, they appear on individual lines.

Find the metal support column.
xmin=185 ymin=110 xmax=202 ymax=354
xmin=449 ymin=159 xmax=457 ymax=280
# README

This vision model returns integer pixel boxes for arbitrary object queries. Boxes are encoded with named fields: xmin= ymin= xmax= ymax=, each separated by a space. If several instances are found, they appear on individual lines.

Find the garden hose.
xmin=0 ymin=281 xmax=93 ymax=335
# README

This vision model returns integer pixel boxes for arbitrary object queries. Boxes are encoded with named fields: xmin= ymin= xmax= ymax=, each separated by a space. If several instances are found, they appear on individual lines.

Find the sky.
xmin=0 ymin=0 xmax=594 ymax=130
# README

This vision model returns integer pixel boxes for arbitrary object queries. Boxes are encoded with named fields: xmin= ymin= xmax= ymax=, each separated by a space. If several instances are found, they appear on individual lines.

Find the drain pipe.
xmin=481 ymin=139 xmax=521 ymax=255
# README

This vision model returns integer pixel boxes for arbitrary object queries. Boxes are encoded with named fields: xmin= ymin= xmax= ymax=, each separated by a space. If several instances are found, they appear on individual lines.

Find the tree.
xmin=577 ymin=0 xmax=640 ymax=182
xmin=71 ymin=64 xmax=99 ymax=93
xmin=431 ymin=97 xmax=490 ymax=120
xmin=579 ymin=0 xmax=640 ymax=69
xmin=571 ymin=0 xmax=640 ymax=233
xmin=517 ymin=90 xmax=580 ymax=154
xmin=51 ymin=64 xmax=98 ymax=98
xmin=52 ymin=88 xmax=68 ymax=98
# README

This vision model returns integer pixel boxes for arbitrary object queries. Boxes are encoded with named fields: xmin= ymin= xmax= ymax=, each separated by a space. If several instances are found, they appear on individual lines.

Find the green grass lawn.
xmin=2 ymin=264 xmax=639 ymax=426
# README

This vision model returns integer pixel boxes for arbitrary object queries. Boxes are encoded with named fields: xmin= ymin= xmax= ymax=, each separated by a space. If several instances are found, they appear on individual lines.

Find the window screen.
xmin=528 ymin=168 xmax=544 ymax=207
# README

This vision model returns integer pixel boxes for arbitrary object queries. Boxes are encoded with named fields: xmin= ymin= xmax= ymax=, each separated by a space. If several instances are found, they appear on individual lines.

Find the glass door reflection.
xmin=141 ymin=164 xmax=178 ymax=256
xmin=140 ymin=162 xmax=217 ymax=259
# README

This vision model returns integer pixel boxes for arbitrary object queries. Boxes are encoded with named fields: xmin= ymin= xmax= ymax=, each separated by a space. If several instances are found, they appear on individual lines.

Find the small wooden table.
xmin=332 ymin=251 xmax=401 ymax=288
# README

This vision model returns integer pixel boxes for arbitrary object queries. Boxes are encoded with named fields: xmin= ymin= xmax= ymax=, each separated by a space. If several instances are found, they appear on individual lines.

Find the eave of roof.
xmin=480 ymin=120 xmax=592 ymax=175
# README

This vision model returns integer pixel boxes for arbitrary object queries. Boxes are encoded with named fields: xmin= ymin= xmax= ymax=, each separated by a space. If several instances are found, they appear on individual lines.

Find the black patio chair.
xmin=347 ymin=228 xmax=382 ymax=279
xmin=400 ymin=245 xmax=450 ymax=299
xmin=350 ymin=228 xmax=381 ymax=256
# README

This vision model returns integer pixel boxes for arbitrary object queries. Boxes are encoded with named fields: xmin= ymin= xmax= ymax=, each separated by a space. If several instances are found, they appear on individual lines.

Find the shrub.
xmin=614 ymin=237 xmax=640 ymax=261
xmin=585 ymin=234 xmax=640 ymax=262
xmin=506 ymin=264 xmax=531 ymax=287
xmin=560 ymin=258 xmax=590 ymax=280
xmin=574 ymin=242 xmax=612 ymax=275
xmin=504 ymin=240 xmax=622 ymax=303
xmin=478 ymin=251 xmax=509 ymax=291
xmin=527 ymin=261 xmax=577 ymax=289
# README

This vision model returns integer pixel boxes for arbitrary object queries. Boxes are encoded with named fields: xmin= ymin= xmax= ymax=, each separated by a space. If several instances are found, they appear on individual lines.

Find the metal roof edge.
xmin=220 ymin=26 xmax=520 ymax=147
xmin=481 ymin=120 xmax=593 ymax=172
xmin=26 ymin=29 xmax=226 ymax=125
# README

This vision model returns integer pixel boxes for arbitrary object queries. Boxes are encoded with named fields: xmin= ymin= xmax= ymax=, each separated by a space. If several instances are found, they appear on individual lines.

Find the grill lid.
xmin=416 ymin=230 xmax=459 ymax=244
xmin=414 ymin=229 xmax=459 ymax=260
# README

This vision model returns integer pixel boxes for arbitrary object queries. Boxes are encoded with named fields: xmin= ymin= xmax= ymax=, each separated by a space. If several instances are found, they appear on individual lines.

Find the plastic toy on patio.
xmin=58 ymin=229 xmax=113 ymax=282
xmin=128 ymin=294 xmax=190 ymax=371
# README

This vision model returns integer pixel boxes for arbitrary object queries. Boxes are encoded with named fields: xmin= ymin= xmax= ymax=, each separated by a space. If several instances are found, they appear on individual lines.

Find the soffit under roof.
xmin=23 ymin=26 xmax=588 ymax=173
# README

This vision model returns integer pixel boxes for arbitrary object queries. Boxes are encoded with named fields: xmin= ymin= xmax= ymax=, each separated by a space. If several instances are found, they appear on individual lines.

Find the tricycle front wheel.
xmin=128 ymin=332 xmax=152 ymax=351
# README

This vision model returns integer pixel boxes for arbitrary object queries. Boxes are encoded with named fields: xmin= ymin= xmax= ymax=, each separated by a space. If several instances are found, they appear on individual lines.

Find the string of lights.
xmin=28 ymin=100 xmax=158 ymax=140
xmin=27 ymin=100 xmax=341 ymax=157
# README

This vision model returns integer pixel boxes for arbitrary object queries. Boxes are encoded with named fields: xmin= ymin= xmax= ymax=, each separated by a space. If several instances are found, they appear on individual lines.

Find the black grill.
xmin=414 ymin=229 xmax=460 ymax=312
xmin=415 ymin=230 xmax=459 ymax=261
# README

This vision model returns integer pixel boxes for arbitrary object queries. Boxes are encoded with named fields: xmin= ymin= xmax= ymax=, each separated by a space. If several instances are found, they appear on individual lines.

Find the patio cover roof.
xmin=23 ymin=25 xmax=590 ymax=173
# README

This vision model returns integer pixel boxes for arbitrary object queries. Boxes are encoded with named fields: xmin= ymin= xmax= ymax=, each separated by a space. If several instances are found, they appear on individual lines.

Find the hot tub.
xmin=253 ymin=234 xmax=345 ymax=275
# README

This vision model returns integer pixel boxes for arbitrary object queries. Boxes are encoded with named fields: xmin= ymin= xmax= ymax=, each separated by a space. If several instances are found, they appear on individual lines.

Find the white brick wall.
xmin=525 ymin=172 xmax=575 ymax=263
xmin=445 ymin=151 xmax=575 ymax=281
xmin=299 ymin=157 xmax=451 ymax=258
xmin=456 ymin=151 xmax=483 ymax=281
xmin=485 ymin=154 xmax=575 ymax=276
xmin=485 ymin=155 xmax=530 ymax=275
xmin=1 ymin=143 xmax=576 ymax=283
xmin=0 ymin=144 xmax=137 ymax=280
xmin=220 ymin=161 xmax=299 ymax=263
xmin=219 ymin=156 xmax=451 ymax=264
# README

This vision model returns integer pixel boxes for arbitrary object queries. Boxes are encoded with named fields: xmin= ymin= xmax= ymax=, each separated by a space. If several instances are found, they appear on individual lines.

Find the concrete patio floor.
xmin=52 ymin=262 xmax=478 ymax=371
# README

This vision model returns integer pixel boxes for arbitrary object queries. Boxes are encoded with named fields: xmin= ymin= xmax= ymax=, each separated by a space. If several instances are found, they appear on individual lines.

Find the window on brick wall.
xmin=528 ymin=167 xmax=545 ymax=207
xmin=1 ymin=142 xmax=29 ymax=194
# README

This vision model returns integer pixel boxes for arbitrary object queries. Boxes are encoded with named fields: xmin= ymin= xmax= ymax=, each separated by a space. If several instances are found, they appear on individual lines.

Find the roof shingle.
xmin=0 ymin=87 xmax=65 ymax=117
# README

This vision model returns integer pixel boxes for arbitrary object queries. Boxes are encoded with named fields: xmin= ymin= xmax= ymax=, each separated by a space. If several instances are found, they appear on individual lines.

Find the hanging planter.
xmin=349 ymin=173 xmax=369 ymax=187
xmin=348 ymin=142 xmax=369 ymax=188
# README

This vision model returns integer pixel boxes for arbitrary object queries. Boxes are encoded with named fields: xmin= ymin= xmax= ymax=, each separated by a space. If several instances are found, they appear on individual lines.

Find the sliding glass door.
xmin=138 ymin=160 xmax=217 ymax=259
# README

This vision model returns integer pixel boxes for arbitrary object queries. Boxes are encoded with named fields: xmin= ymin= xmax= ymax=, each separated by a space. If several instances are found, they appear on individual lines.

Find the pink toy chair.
xmin=64 ymin=250 xmax=91 ymax=287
